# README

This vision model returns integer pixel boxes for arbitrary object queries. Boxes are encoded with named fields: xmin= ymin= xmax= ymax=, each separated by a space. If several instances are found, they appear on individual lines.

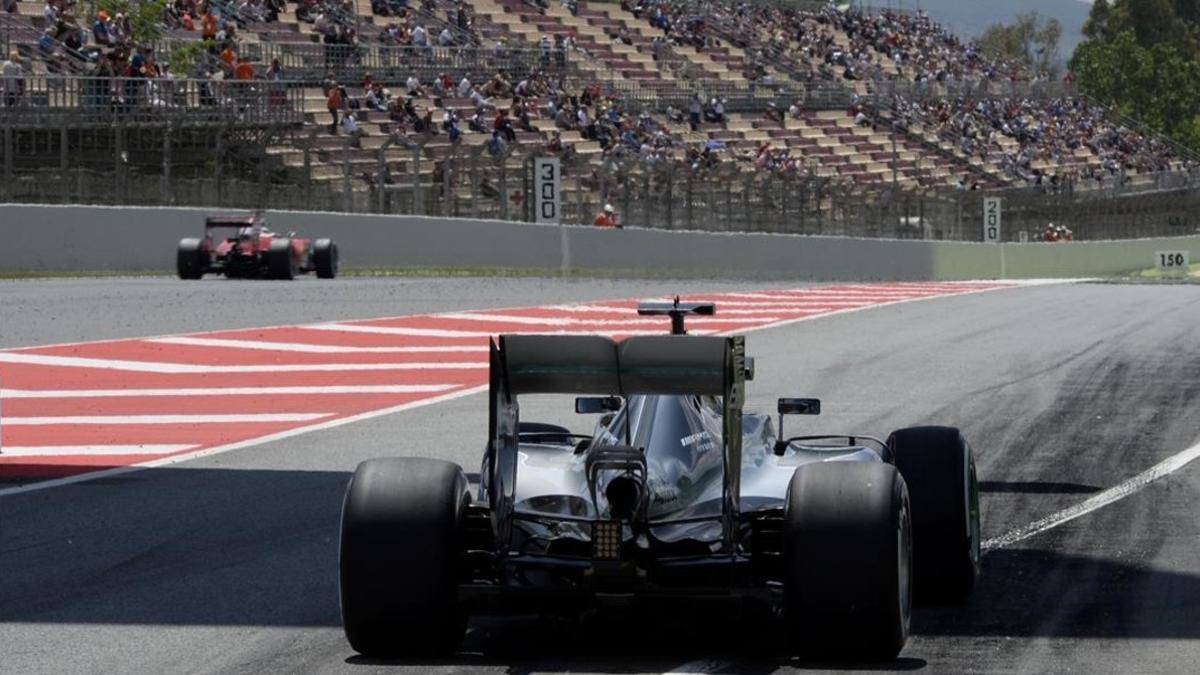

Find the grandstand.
xmin=2 ymin=0 xmax=1198 ymax=240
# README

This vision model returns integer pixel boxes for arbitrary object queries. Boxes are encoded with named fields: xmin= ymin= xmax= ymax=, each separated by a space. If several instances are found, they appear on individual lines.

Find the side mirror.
xmin=778 ymin=398 xmax=820 ymax=415
xmin=743 ymin=356 xmax=755 ymax=381
xmin=576 ymin=396 xmax=622 ymax=414
xmin=777 ymin=398 xmax=821 ymax=444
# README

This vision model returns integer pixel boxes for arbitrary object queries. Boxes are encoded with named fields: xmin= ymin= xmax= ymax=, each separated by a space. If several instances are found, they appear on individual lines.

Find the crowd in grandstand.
xmin=1 ymin=0 xmax=1194 ymax=194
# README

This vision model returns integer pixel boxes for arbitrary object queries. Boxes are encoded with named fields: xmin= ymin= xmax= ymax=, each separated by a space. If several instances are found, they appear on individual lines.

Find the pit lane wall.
xmin=2 ymin=204 xmax=1199 ymax=279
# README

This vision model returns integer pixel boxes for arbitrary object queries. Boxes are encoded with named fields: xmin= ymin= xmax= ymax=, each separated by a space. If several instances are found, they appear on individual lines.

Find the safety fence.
xmin=164 ymin=42 xmax=568 ymax=84
xmin=6 ymin=128 xmax=1199 ymax=243
xmin=0 ymin=75 xmax=306 ymax=127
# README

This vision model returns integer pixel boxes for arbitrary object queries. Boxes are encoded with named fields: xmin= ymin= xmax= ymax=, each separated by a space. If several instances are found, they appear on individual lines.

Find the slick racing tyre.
xmin=176 ymin=238 xmax=206 ymax=280
xmin=784 ymin=462 xmax=911 ymax=660
xmin=313 ymin=238 xmax=339 ymax=279
xmin=267 ymin=238 xmax=297 ymax=280
xmin=888 ymin=426 xmax=980 ymax=605
xmin=340 ymin=457 xmax=470 ymax=657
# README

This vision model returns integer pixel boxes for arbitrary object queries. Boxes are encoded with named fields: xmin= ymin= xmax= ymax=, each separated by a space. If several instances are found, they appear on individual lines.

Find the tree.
xmin=1069 ymin=29 xmax=1200 ymax=150
xmin=95 ymin=0 xmax=167 ymax=48
xmin=977 ymin=12 xmax=1063 ymax=76
xmin=1080 ymin=0 xmax=1199 ymax=57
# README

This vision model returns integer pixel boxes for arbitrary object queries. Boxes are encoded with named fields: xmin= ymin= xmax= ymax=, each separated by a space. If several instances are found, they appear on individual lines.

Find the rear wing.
xmin=205 ymin=216 xmax=260 ymax=229
xmin=486 ymin=333 xmax=747 ymax=549
xmin=499 ymin=334 xmax=729 ymax=397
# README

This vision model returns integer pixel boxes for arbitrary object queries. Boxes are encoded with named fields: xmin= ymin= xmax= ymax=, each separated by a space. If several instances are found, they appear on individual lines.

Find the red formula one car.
xmin=177 ymin=215 xmax=339 ymax=280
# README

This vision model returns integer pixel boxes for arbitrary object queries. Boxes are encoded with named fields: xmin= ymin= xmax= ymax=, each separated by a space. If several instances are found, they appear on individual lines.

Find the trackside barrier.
xmin=1 ymin=204 xmax=1199 ymax=280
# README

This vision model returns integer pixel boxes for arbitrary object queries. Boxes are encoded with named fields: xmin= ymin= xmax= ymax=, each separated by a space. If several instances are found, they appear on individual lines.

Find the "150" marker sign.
xmin=1155 ymin=250 xmax=1190 ymax=273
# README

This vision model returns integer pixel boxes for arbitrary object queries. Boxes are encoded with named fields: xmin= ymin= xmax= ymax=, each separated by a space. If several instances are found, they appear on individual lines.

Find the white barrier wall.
xmin=2 ymin=204 xmax=1198 ymax=280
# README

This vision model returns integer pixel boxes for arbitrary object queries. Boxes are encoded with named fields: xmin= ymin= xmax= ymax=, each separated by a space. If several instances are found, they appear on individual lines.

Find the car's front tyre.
xmin=339 ymin=457 xmax=470 ymax=657
xmin=313 ymin=238 xmax=339 ymax=279
xmin=889 ymin=425 xmax=980 ymax=604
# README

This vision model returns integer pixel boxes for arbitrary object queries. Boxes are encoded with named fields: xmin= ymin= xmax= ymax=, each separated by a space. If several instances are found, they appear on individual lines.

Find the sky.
xmin=855 ymin=0 xmax=1094 ymax=57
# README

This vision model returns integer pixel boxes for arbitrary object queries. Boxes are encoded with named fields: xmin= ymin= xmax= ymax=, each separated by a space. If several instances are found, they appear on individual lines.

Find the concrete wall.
xmin=2 ymin=204 xmax=1197 ymax=279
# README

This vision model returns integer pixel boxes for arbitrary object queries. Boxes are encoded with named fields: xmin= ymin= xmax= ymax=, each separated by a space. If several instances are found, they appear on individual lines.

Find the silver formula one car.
xmin=339 ymin=301 xmax=981 ymax=660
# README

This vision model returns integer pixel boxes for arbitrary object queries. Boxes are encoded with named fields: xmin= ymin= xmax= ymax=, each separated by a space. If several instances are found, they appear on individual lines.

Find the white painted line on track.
xmin=437 ymin=312 xmax=779 ymax=326
xmin=543 ymin=303 xmax=833 ymax=314
xmin=723 ymin=282 xmax=1020 ymax=337
xmin=0 ymin=385 xmax=456 ymax=398
xmin=2 ymin=413 xmax=331 ymax=425
xmin=0 ymin=445 xmax=197 ymax=457
xmin=303 ymin=324 xmax=716 ymax=338
xmin=0 ymin=353 xmax=484 ymax=373
xmin=664 ymin=659 xmax=730 ymax=674
xmin=983 ymin=439 xmax=1200 ymax=551
xmin=148 ymin=336 xmax=488 ymax=354
xmin=0 ymin=384 xmax=488 ymax=497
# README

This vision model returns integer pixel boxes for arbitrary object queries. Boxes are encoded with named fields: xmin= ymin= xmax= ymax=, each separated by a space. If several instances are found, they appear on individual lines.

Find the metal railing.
xmin=7 ymin=122 xmax=1199 ymax=243
xmin=0 ymin=74 xmax=306 ymax=126
xmin=223 ymin=42 xmax=567 ymax=82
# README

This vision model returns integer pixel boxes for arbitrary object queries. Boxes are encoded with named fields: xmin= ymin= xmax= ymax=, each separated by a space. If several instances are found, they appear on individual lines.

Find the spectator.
xmin=93 ymin=10 xmax=112 ymax=46
xmin=405 ymin=74 xmax=423 ymax=96
xmin=469 ymin=86 xmax=489 ymax=109
xmin=411 ymin=24 xmax=427 ymax=48
xmin=593 ymin=203 xmax=620 ymax=228
xmin=364 ymin=83 xmax=388 ymax=112
xmin=234 ymin=56 xmax=255 ymax=81
xmin=493 ymin=109 xmax=516 ymax=143
xmin=201 ymin=9 xmax=218 ymax=40
xmin=342 ymin=111 xmax=365 ymax=143
xmin=1 ymin=50 xmax=22 ymax=107
xmin=486 ymin=130 xmax=507 ymax=157
xmin=468 ymin=107 xmax=488 ymax=133
xmin=688 ymin=93 xmax=701 ymax=130
xmin=266 ymin=58 xmax=284 ymax=80
xmin=442 ymin=109 xmax=461 ymax=143
xmin=764 ymin=102 xmax=783 ymax=124
xmin=438 ymin=27 xmax=453 ymax=47
xmin=326 ymin=81 xmax=342 ymax=134
xmin=457 ymin=76 xmax=472 ymax=98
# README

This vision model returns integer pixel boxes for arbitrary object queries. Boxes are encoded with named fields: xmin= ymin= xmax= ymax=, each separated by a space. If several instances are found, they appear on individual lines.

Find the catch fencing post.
xmin=60 ymin=118 xmax=68 ymax=172
xmin=2 ymin=123 xmax=11 ymax=201
xmin=161 ymin=122 xmax=172 ymax=204
xmin=343 ymin=135 xmax=352 ymax=213
xmin=412 ymin=138 xmax=425 ymax=216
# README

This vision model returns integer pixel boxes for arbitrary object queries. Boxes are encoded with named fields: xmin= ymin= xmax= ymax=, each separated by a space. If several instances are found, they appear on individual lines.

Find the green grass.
xmin=0 ymin=270 xmax=171 ymax=280
xmin=1126 ymin=261 xmax=1200 ymax=282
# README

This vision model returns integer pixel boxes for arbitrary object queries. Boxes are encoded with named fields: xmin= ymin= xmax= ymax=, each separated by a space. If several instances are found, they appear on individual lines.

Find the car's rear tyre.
xmin=176 ymin=238 xmax=206 ymax=280
xmin=313 ymin=238 xmax=339 ymax=279
xmin=888 ymin=426 xmax=980 ymax=605
xmin=784 ymin=461 xmax=911 ymax=660
xmin=267 ymin=238 xmax=297 ymax=280
xmin=340 ymin=457 xmax=469 ymax=658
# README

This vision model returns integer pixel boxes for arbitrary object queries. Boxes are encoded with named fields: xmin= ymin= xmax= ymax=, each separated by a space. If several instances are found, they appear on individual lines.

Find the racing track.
xmin=3 ymin=277 xmax=1200 ymax=674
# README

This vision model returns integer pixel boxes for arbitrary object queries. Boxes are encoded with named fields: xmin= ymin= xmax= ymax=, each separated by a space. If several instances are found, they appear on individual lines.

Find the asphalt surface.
xmin=3 ymin=278 xmax=1200 ymax=674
